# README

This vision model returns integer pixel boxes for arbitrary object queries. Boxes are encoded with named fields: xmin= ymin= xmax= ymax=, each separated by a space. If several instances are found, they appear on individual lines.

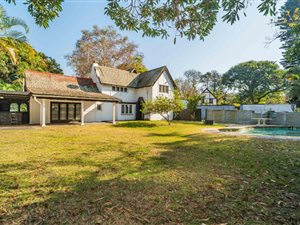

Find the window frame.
xmin=121 ymin=104 xmax=134 ymax=115
xmin=159 ymin=85 xmax=169 ymax=93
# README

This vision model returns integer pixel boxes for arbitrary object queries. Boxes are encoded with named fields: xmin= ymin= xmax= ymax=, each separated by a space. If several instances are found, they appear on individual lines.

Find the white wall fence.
xmin=206 ymin=110 xmax=300 ymax=127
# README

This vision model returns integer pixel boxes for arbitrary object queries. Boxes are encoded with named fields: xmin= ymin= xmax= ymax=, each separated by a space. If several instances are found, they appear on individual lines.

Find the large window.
xmin=159 ymin=85 xmax=169 ymax=93
xmin=51 ymin=102 xmax=81 ymax=122
xmin=121 ymin=104 xmax=133 ymax=114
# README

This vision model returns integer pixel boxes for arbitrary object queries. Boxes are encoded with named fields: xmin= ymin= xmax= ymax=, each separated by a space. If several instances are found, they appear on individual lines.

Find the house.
xmin=200 ymin=88 xmax=217 ymax=105
xmin=0 ymin=63 xmax=176 ymax=126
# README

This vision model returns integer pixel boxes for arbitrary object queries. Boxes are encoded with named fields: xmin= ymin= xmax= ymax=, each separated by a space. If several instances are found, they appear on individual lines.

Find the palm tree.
xmin=0 ymin=4 xmax=29 ymax=64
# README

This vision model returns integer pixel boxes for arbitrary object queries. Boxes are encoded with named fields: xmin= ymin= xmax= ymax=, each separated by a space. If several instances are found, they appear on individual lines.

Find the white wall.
xmin=29 ymin=98 xmax=138 ymax=124
xmin=101 ymin=85 xmax=137 ymax=102
xmin=149 ymin=71 xmax=175 ymax=121
xmin=202 ymin=90 xmax=217 ymax=105
xmin=240 ymin=104 xmax=294 ymax=114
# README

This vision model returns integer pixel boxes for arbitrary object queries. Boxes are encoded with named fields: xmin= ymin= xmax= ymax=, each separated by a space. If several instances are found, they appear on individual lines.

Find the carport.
xmin=0 ymin=90 xmax=30 ymax=125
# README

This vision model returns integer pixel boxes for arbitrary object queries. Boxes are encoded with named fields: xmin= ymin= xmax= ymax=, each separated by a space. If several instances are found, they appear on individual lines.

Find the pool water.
xmin=241 ymin=127 xmax=300 ymax=137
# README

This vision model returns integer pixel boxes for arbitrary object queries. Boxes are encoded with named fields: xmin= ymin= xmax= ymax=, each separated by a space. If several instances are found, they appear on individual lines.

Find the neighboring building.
xmin=200 ymin=88 xmax=217 ymax=105
xmin=0 ymin=64 xmax=176 ymax=126
xmin=240 ymin=104 xmax=294 ymax=114
xmin=197 ymin=105 xmax=235 ymax=120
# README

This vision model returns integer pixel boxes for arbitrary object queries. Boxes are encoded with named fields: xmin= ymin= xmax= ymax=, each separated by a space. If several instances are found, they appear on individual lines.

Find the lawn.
xmin=0 ymin=121 xmax=299 ymax=225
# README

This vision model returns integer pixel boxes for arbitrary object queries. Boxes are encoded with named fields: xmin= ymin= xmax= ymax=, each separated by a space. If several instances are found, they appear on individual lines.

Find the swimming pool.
xmin=241 ymin=127 xmax=300 ymax=136
xmin=218 ymin=126 xmax=300 ymax=138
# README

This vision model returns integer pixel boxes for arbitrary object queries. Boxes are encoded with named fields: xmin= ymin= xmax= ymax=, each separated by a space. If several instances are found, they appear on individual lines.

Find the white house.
xmin=0 ymin=64 xmax=176 ymax=126
xmin=200 ymin=88 xmax=217 ymax=105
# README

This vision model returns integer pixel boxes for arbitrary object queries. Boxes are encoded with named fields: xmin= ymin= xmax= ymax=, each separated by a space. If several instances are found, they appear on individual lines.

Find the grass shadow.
xmin=114 ymin=121 xmax=158 ymax=128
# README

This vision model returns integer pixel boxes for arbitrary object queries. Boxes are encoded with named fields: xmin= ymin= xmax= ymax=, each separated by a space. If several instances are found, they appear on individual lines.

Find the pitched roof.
xmin=0 ymin=90 xmax=30 ymax=100
xmin=25 ymin=70 xmax=120 ymax=102
xmin=201 ymin=88 xmax=217 ymax=99
xmin=95 ymin=65 xmax=176 ymax=88
xmin=95 ymin=66 xmax=139 ymax=87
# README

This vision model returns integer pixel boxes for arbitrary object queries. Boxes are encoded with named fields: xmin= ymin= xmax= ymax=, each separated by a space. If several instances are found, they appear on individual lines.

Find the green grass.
xmin=0 ymin=121 xmax=299 ymax=224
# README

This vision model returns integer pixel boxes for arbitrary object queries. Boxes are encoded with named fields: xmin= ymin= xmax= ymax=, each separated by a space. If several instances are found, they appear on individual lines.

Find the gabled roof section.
xmin=134 ymin=66 xmax=176 ymax=88
xmin=94 ymin=65 xmax=176 ymax=89
xmin=25 ymin=70 xmax=120 ymax=102
xmin=201 ymin=88 xmax=217 ymax=99
xmin=95 ymin=66 xmax=139 ymax=87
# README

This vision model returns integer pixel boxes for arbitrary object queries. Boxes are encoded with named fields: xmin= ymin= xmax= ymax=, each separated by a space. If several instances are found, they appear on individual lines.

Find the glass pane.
xmin=10 ymin=103 xmax=19 ymax=112
xmin=121 ymin=105 xmax=124 ymax=114
xmin=68 ymin=104 xmax=75 ymax=120
xmin=126 ymin=105 xmax=129 ymax=114
xmin=60 ymin=103 xmax=67 ymax=120
xmin=51 ymin=103 xmax=59 ymax=121
xmin=129 ymin=105 xmax=132 ymax=114
xmin=20 ymin=103 xmax=28 ymax=112
xmin=75 ymin=104 xmax=81 ymax=120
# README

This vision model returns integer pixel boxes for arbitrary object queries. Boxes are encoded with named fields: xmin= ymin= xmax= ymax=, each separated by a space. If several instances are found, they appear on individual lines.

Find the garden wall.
xmin=206 ymin=110 xmax=300 ymax=127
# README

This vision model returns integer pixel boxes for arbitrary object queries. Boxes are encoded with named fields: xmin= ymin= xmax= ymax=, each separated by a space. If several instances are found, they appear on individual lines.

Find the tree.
xmin=187 ymin=95 xmax=203 ymax=120
xmin=0 ymin=38 xmax=63 ymax=90
xmin=0 ymin=4 xmax=29 ymax=64
xmin=141 ymin=92 xmax=184 ymax=125
xmin=176 ymin=69 xmax=202 ymax=99
xmin=275 ymin=0 xmax=300 ymax=73
xmin=5 ymin=0 xmax=278 ymax=40
xmin=65 ymin=26 xmax=147 ymax=77
xmin=274 ymin=0 xmax=300 ymax=107
xmin=223 ymin=61 xmax=288 ymax=104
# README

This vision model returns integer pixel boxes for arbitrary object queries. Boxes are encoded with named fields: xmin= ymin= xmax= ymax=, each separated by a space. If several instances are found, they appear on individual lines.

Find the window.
xmin=20 ymin=103 xmax=28 ymax=112
xmin=113 ymin=86 xmax=128 ymax=92
xmin=159 ymin=85 xmax=169 ymax=93
xmin=121 ymin=104 xmax=133 ymax=115
xmin=10 ymin=103 xmax=19 ymax=112
xmin=209 ymin=98 xmax=214 ymax=104
xmin=97 ymin=104 xmax=102 ymax=111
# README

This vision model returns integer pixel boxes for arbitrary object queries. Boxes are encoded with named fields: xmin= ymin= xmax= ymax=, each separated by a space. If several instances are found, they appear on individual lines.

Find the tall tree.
xmin=275 ymin=0 xmax=300 ymax=73
xmin=223 ymin=61 xmax=287 ymax=104
xmin=275 ymin=0 xmax=300 ymax=106
xmin=0 ymin=4 xmax=29 ymax=64
xmin=0 ymin=38 xmax=63 ymax=90
xmin=5 ymin=0 xmax=278 ymax=41
xmin=65 ymin=26 xmax=147 ymax=77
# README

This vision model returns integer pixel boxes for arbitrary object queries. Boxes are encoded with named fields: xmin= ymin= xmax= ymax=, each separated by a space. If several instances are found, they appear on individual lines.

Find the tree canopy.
xmin=0 ymin=38 xmax=63 ymax=90
xmin=5 ymin=0 xmax=278 ymax=41
xmin=0 ymin=4 xmax=29 ymax=64
xmin=65 ymin=26 xmax=147 ymax=77
xmin=275 ymin=0 xmax=300 ymax=106
xmin=142 ymin=91 xmax=183 ymax=125
xmin=223 ymin=61 xmax=287 ymax=104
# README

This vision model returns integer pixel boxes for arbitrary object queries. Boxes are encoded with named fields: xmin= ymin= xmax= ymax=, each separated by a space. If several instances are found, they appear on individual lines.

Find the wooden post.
xmin=81 ymin=101 xmax=85 ymax=125
xmin=112 ymin=103 xmax=116 ymax=124
xmin=41 ymin=99 xmax=46 ymax=127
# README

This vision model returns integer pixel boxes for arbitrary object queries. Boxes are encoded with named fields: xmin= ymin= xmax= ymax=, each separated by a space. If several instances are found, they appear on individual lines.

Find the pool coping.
xmin=203 ymin=125 xmax=300 ymax=141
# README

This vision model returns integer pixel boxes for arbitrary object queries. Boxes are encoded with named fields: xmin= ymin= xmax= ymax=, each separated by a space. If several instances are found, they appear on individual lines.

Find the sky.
xmin=1 ymin=0 xmax=285 ymax=79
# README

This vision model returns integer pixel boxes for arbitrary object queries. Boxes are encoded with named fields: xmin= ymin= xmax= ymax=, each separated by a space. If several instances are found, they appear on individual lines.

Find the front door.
xmin=51 ymin=102 xmax=81 ymax=123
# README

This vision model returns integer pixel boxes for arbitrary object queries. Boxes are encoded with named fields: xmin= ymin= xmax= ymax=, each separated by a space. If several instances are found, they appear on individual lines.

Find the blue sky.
xmin=1 ymin=1 xmax=284 ymax=79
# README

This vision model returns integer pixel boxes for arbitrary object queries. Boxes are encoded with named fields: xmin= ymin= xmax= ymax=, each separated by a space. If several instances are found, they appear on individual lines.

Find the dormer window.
xmin=159 ymin=85 xmax=169 ymax=93
xmin=112 ymin=86 xmax=128 ymax=92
